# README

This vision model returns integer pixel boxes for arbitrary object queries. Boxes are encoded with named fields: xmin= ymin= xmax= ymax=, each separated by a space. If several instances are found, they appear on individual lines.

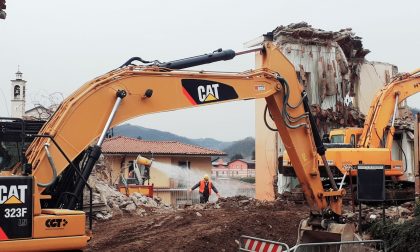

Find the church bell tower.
xmin=10 ymin=67 xmax=27 ymax=118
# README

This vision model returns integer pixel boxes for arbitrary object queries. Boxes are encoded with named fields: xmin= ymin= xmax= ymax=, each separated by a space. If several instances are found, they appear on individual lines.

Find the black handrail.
xmin=30 ymin=134 xmax=93 ymax=231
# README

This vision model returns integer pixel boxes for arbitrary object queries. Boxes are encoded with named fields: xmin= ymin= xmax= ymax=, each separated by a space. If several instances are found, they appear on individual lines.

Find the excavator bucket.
xmin=297 ymin=219 xmax=356 ymax=251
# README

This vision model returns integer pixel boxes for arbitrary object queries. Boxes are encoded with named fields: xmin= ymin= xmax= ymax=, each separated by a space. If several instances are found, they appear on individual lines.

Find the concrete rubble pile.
xmin=84 ymin=175 xmax=173 ymax=220
xmin=272 ymin=22 xmax=370 ymax=59
xmin=394 ymin=107 xmax=416 ymax=131
xmin=271 ymin=22 xmax=369 ymax=130
xmin=343 ymin=201 xmax=417 ymax=225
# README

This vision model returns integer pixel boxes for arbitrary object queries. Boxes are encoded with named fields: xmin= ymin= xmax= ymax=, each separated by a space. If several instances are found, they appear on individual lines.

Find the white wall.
xmin=356 ymin=62 xmax=397 ymax=114
xmin=277 ymin=43 xmax=347 ymax=108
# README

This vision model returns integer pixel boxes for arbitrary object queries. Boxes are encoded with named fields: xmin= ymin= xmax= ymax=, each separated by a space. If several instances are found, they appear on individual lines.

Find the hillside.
xmin=112 ymin=124 xmax=255 ymax=158
xmin=222 ymin=137 xmax=255 ymax=160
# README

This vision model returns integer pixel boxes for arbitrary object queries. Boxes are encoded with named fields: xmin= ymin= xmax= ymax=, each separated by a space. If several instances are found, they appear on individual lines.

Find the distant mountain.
xmin=112 ymin=124 xmax=233 ymax=151
xmin=410 ymin=106 xmax=420 ymax=114
xmin=222 ymin=137 xmax=255 ymax=160
xmin=112 ymin=124 xmax=255 ymax=159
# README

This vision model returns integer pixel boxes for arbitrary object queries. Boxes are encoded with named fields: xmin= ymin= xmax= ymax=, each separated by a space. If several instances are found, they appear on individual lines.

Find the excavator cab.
xmin=0 ymin=118 xmax=45 ymax=175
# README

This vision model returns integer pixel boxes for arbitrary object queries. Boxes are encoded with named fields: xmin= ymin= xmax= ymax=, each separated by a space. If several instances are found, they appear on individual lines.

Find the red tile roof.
xmin=102 ymin=136 xmax=225 ymax=156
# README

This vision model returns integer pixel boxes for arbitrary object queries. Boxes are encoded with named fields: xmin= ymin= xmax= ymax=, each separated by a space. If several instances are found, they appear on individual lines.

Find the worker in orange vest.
xmin=189 ymin=174 xmax=220 ymax=203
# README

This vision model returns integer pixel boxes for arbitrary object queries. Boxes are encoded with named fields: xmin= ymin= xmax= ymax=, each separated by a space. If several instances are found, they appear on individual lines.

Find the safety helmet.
xmin=203 ymin=174 xmax=209 ymax=181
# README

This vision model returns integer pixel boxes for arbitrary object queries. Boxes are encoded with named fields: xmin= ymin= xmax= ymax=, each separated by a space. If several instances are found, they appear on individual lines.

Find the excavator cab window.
xmin=330 ymin=134 xmax=344 ymax=143
xmin=0 ymin=140 xmax=22 ymax=171
xmin=0 ymin=118 xmax=45 ymax=173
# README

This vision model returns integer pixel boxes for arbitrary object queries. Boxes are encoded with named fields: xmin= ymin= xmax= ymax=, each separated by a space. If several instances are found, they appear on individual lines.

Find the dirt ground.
xmin=86 ymin=197 xmax=308 ymax=252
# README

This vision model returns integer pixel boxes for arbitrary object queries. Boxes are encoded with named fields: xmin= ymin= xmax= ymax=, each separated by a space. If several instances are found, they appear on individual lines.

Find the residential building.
xmin=212 ymin=158 xmax=255 ymax=178
xmin=101 ymin=136 xmax=225 ymax=206
xmin=24 ymin=105 xmax=53 ymax=120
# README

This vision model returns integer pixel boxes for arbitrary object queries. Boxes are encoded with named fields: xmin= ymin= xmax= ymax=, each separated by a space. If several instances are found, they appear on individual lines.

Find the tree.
xmin=231 ymin=153 xmax=243 ymax=161
xmin=137 ymin=136 xmax=143 ymax=140
xmin=251 ymin=150 xmax=255 ymax=160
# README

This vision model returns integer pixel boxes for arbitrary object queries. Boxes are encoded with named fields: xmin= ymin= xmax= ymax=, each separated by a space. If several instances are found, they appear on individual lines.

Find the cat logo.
xmin=197 ymin=84 xmax=219 ymax=102
xmin=45 ymin=218 xmax=68 ymax=228
xmin=182 ymin=79 xmax=238 ymax=105
xmin=0 ymin=185 xmax=27 ymax=205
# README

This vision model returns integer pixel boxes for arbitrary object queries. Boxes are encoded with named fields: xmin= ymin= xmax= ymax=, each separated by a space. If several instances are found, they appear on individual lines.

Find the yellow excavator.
xmin=0 ymin=41 xmax=356 ymax=251
xmin=282 ymin=71 xmax=420 ymax=193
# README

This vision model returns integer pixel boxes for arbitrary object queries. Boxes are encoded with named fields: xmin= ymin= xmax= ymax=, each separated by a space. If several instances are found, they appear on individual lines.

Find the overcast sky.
xmin=1 ymin=0 xmax=419 ymax=141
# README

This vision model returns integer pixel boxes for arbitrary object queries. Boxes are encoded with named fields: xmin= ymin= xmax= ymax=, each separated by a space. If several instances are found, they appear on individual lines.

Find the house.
xmin=24 ymin=105 xmax=54 ymax=120
xmin=101 ymin=136 xmax=225 ymax=206
xmin=211 ymin=158 xmax=255 ymax=178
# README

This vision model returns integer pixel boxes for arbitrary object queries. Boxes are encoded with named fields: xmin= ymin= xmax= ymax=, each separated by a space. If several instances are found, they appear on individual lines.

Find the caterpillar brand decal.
xmin=45 ymin=218 xmax=68 ymax=228
xmin=0 ymin=185 xmax=27 ymax=204
xmin=0 ymin=177 xmax=33 ymax=239
xmin=182 ymin=79 xmax=238 ymax=105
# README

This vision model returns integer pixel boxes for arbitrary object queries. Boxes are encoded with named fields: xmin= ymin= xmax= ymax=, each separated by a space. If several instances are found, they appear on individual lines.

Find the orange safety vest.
xmin=199 ymin=180 xmax=212 ymax=195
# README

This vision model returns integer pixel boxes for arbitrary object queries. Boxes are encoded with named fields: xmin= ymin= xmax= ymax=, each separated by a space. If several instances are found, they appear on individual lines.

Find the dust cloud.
xmin=151 ymin=161 xmax=255 ymax=202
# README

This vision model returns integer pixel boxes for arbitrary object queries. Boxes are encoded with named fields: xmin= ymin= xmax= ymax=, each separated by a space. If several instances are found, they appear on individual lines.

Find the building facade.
xmin=100 ymin=136 xmax=225 ymax=206
xmin=212 ymin=158 xmax=255 ymax=178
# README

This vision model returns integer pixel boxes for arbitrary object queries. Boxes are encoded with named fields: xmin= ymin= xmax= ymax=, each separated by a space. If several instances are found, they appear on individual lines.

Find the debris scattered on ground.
xmin=86 ymin=197 xmax=308 ymax=252
xmin=343 ymin=201 xmax=417 ymax=225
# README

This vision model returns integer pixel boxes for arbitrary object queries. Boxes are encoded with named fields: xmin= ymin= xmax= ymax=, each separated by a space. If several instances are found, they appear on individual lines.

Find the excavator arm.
xmin=359 ymin=69 xmax=420 ymax=148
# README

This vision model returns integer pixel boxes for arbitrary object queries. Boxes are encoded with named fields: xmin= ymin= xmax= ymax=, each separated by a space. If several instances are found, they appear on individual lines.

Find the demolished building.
xmin=253 ymin=22 xmax=415 ymax=200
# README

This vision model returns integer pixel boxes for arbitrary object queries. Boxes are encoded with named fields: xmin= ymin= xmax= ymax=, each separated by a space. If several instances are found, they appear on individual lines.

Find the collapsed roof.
xmin=271 ymin=22 xmax=370 ymax=60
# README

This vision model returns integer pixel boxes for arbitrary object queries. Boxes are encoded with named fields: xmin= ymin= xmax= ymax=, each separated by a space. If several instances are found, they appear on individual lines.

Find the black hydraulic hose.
xmin=302 ymin=91 xmax=326 ymax=156
xmin=302 ymin=90 xmax=338 ymax=190
xmin=264 ymin=105 xmax=278 ymax=131
xmin=396 ymin=138 xmax=408 ymax=173
xmin=276 ymin=76 xmax=307 ymax=129
xmin=119 ymin=57 xmax=160 ymax=68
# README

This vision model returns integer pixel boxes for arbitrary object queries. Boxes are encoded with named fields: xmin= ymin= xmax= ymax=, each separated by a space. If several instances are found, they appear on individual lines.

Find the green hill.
xmin=112 ymin=124 xmax=255 ymax=159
